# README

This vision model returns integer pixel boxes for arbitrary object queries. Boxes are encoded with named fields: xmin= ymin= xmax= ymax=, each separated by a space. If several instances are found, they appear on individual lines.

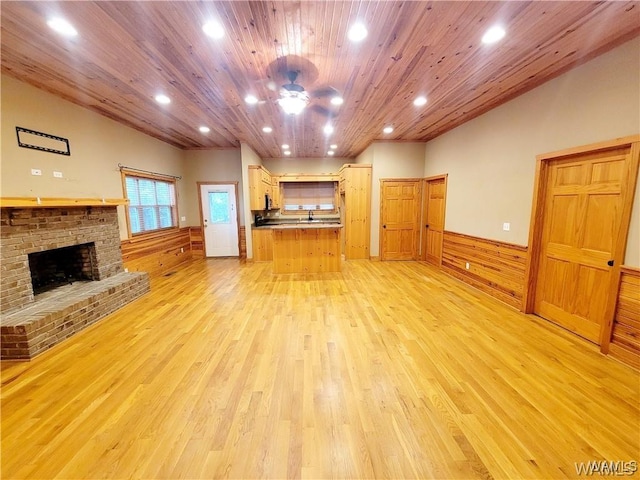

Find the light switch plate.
xmin=53 ymin=171 xmax=63 ymax=178
xmin=181 ymin=216 xmax=186 ymax=221
xmin=503 ymin=222 xmax=510 ymax=231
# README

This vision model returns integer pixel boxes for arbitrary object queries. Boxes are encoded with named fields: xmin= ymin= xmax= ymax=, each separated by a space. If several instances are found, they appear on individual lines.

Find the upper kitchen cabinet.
xmin=249 ymin=165 xmax=274 ymax=211
xmin=271 ymin=176 xmax=281 ymax=210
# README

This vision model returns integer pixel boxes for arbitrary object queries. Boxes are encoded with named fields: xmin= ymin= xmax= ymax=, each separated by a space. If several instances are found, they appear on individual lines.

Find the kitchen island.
xmin=270 ymin=223 xmax=342 ymax=274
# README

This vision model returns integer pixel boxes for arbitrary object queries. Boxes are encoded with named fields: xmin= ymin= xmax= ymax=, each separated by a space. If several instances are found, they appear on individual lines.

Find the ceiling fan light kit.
xmin=277 ymin=70 xmax=311 ymax=115
xmin=277 ymin=90 xmax=310 ymax=115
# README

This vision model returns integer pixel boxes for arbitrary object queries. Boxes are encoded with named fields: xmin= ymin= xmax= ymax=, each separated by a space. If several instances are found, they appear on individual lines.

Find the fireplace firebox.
xmin=28 ymin=243 xmax=98 ymax=295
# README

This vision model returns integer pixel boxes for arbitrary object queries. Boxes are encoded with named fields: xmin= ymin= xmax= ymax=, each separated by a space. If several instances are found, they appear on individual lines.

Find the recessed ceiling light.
xmin=348 ymin=23 xmax=368 ymax=42
xmin=482 ymin=25 xmax=506 ymax=45
xmin=413 ymin=96 xmax=427 ymax=107
xmin=47 ymin=17 xmax=78 ymax=37
xmin=323 ymin=124 xmax=334 ymax=135
xmin=245 ymin=95 xmax=258 ymax=105
xmin=330 ymin=96 xmax=344 ymax=106
xmin=199 ymin=126 xmax=210 ymax=133
xmin=203 ymin=20 xmax=224 ymax=39
xmin=330 ymin=144 xmax=338 ymax=149
xmin=155 ymin=94 xmax=171 ymax=105
xmin=282 ymin=144 xmax=290 ymax=149
xmin=284 ymin=150 xmax=292 ymax=156
xmin=262 ymin=126 xmax=273 ymax=133
xmin=383 ymin=126 xmax=394 ymax=134
xmin=327 ymin=151 xmax=335 ymax=156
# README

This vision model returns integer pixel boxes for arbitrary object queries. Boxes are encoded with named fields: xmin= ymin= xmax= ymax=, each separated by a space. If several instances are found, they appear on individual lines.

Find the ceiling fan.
xmin=274 ymin=69 xmax=342 ymax=117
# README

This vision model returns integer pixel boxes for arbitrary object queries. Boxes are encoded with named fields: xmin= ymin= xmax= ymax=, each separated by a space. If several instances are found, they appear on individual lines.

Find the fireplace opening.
xmin=28 ymin=243 xmax=98 ymax=295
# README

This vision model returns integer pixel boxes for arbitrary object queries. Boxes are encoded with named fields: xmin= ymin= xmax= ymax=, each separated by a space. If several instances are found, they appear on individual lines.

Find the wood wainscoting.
xmin=441 ymin=231 xmax=528 ymax=310
xmin=609 ymin=266 xmax=640 ymax=369
xmin=121 ymin=228 xmax=192 ymax=279
xmin=189 ymin=226 xmax=204 ymax=257
xmin=239 ymin=226 xmax=246 ymax=259
xmin=189 ymin=226 xmax=246 ymax=259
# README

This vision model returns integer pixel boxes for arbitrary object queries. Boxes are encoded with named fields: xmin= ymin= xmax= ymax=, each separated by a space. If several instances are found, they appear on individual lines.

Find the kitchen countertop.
xmin=251 ymin=220 xmax=343 ymax=230
xmin=270 ymin=222 xmax=343 ymax=230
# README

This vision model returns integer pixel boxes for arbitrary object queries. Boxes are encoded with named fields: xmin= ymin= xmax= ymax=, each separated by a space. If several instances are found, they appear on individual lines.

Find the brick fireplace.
xmin=1 ymin=205 xmax=150 ymax=360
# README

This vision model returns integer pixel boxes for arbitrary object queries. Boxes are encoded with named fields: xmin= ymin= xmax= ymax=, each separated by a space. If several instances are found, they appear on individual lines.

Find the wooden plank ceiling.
xmin=1 ymin=1 xmax=638 ymax=158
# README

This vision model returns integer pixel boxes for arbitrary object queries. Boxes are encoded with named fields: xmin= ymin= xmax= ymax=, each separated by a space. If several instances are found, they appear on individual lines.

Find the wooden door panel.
xmin=537 ymin=257 xmax=570 ymax=309
xmin=591 ymin=157 xmax=625 ymax=183
xmin=386 ymin=198 xmax=401 ymax=222
xmin=425 ymin=229 xmax=442 ymax=260
xmin=399 ymin=230 xmax=414 ymax=258
xmin=574 ymin=265 xmax=609 ymax=320
xmin=555 ymin=164 xmax=584 ymax=186
xmin=400 ymin=198 xmax=417 ymax=222
xmin=534 ymin=145 xmax=634 ymax=344
xmin=547 ymin=195 xmax=579 ymax=245
xmin=582 ymin=195 xmax=618 ymax=252
xmin=537 ymin=300 xmax=601 ymax=342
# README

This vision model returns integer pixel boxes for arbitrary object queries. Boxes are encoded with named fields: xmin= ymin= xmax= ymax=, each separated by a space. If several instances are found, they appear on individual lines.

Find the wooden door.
xmin=534 ymin=143 xmax=639 ymax=344
xmin=421 ymin=175 xmax=447 ymax=265
xmin=380 ymin=180 xmax=422 ymax=260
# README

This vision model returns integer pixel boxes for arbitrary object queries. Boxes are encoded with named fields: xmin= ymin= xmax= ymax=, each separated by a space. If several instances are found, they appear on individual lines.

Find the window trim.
xmin=120 ymin=168 xmax=179 ymax=239
xmin=280 ymin=181 xmax=339 ymax=216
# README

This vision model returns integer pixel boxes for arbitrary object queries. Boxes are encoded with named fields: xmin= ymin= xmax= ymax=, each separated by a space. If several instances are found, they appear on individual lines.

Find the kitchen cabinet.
xmin=249 ymin=165 xmax=274 ymax=211
xmin=339 ymin=164 xmax=372 ymax=259
xmin=271 ymin=177 xmax=280 ymax=209
xmin=252 ymin=228 xmax=273 ymax=261
xmin=272 ymin=224 xmax=342 ymax=273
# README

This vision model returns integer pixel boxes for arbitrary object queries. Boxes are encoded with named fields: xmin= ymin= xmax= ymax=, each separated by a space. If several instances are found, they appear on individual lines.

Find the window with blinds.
xmin=281 ymin=181 xmax=337 ymax=214
xmin=123 ymin=173 xmax=177 ymax=235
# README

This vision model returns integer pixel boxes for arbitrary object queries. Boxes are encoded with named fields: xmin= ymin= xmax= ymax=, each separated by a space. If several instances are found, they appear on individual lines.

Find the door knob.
xmin=607 ymin=259 xmax=614 ymax=266
xmin=425 ymin=224 xmax=429 ymax=228
xmin=383 ymin=225 xmax=386 ymax=229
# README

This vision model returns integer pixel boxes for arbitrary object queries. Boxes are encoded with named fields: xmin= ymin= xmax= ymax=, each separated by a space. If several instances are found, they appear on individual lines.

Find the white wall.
xmin=356 ymin=142 xmax=426 ymax=257
xmin=424 ymin=38 xmax=640 ymax=266
xmin=182 ymin=149 xmax=244 ymax=226
xmin=1 ymin=75 xmax=186 ymax=240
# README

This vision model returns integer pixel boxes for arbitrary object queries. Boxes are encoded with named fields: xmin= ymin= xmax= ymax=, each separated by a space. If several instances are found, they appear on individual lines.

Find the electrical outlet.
xmin=31 ymin=168 xmax=42 ymax=176
xmin=465 ymin=262 xmax=470 ymax=270
xmin=503 ymin=222 xmax=510 ymax=231
xmin=53 ymin=171 xmax=63 ymax=178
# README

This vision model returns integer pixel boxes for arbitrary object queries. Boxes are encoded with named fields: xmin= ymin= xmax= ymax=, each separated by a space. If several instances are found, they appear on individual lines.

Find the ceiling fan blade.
xmin=309 ymin=104 xmax=335 ymax=118
xmin=253 ymin=78 xmax=278 ymax=92
xmin=310 ymin=86 xmax=339 ymax=98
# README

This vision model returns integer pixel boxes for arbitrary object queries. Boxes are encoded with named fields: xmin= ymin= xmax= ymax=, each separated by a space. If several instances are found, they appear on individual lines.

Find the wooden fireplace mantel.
xmin=0 ymin=197 xmax=129 ymax=208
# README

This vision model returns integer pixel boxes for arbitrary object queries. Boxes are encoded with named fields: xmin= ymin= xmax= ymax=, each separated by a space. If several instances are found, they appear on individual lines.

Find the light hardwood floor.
xmin=2 ymin=259 xmax=638 ymax=479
